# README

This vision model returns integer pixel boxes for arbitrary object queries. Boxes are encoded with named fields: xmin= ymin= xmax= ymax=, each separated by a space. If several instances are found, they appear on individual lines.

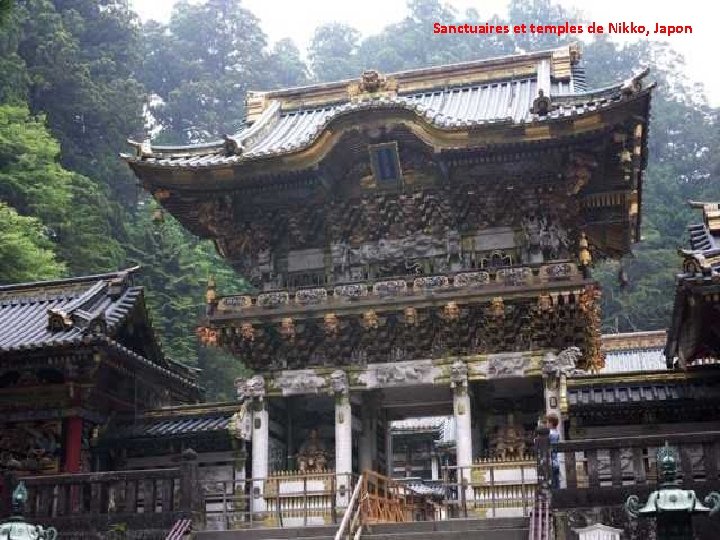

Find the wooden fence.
xmin=551 ymin=430 xmax=720 ymax=508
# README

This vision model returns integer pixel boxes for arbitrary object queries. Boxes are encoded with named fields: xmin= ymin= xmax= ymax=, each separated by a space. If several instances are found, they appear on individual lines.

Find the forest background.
xmin=0 ymin=0 xmax=718 ymax=399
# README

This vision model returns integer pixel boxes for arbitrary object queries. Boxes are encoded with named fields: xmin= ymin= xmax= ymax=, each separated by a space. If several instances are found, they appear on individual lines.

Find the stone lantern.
xmin=626 ymin=444 xmax=720 ymax=539
xmin=0 ymin=482 xmax=57 ymax=540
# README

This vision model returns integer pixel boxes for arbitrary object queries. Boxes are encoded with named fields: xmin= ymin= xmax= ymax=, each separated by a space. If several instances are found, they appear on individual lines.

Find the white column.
xmin=251 ymin=401 xmax=269 ymax=514
xmin=454 ymin=386 xmax=473 ymax=472
xmin=451 ymin=360 xmax=473 ymax=505
xmin=542 ymin=354 xmax=566 ymax=489
xmin=335 ymin=390 xmax=353 ymax=507
xmin=431 ymin=454 xmax=439 ymax=481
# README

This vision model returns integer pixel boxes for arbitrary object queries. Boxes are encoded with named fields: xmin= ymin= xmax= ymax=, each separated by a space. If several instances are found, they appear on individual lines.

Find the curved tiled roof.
xmin=0 ymin=278 xmax=139 ymax=352
xmin=678 ymin=202 xmax=720 ymax=280
xmin=123 ymin=46 xmax=651 ymax=170
xmin=128 ymin=82 xmax=643 ymax=169
xmin=0 ymin=269 xmax=199 ymax=389
xmin=665 ymin=202 xmax=720 ymax=367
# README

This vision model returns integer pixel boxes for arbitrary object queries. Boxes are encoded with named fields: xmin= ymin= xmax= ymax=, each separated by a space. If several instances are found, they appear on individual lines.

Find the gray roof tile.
xmin=108 ymin=413 xmax=233 ymax=439
xmin=125 ymin=68 xmax=651 ymax=169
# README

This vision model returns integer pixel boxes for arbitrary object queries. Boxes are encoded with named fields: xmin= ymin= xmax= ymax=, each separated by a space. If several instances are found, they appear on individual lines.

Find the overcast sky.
xmin=130 ymin=0 xmax=718 ymax=106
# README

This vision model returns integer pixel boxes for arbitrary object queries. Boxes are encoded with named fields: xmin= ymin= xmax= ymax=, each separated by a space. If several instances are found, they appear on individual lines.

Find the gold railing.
xmin=202 ymin=471 xmax=354 ymax=530
xmin=360 ymin=471 xmax=436 ymax=525
xmin=441 ymin=457 xmax=538 ymax=518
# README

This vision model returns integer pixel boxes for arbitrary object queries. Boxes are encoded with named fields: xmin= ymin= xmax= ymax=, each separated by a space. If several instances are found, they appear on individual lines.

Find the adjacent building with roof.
xmin=0 ymin=268 xmax=200 ymax=478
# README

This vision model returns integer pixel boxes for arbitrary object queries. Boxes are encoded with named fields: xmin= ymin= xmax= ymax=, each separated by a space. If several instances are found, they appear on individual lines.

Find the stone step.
xmin=197 ymin=519 xmax=529 ymax=540
xmin=363 ymin=529 xmax=528 ymax=540
xmin=197 ymin=526 xmax=337 ymax=540
xmin=364 ymin=517 xmax=529 ymax=534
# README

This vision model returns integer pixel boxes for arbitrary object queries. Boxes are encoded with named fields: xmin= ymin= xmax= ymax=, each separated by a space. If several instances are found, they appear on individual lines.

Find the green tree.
xmin=143 ymin=0 xmax=272 ymax=143
xmin=0 ymin=202 xmax=66 ymax=283
xmin=309 ymin=23 xmax=361 ymax=81
xmin=0 ymin=104 xmax=122 ymax=274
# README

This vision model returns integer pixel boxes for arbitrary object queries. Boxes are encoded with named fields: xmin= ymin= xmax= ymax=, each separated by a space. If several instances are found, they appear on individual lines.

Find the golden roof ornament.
xmin=578 ymin=232 xmax=592 ymax=267
xmin=205 ymin=276 xmax=218 ymax=315
xmin=348 ymin=69 xmax=398 ymax=101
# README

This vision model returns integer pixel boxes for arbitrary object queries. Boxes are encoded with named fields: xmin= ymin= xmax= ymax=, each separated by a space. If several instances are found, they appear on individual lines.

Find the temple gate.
xmin=123 ymin=43 xmax=652 ymax=527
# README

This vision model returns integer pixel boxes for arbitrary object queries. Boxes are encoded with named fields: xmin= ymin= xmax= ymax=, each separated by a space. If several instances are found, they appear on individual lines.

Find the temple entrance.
xmin=384 ymin=377 xmax=545 ymax=519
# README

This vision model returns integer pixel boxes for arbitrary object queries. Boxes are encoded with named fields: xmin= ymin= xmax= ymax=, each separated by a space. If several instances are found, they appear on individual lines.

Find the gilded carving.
xmin=240 ymin=322 xmax=255 ymax=341
xmin=197 ymin=326 xmax=218 ymax=346
xmin=324 ymin=313 xmax=339 ymax=335
xmin=403 ymin=307 xmax=418 ymax=326
xmin=362 ymin=310 xmax=379 ymax=329
xmin=488 ymin=297 xmax=505 ymax=319
xmin=347 ymin=70 xmax=398 ymax=100
xmin=491 ymin=414 xmax=527 ymax=460
xmin=280 ymin=317 xmax=295 ymax=340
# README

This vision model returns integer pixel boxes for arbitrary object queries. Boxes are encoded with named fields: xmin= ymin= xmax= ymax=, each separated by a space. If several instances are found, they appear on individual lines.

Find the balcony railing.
xmin=202 ymin=472 xmax=355 ymax=531
xmin=440 ymin=457 xmax=538 ymax=519
xmin=551 ymin=431 xmax=720 ymax=509
xmin=210 ymin=261 xmax=585 ymax=318
xmin=1 ymin=461 xmax=202 ymax=539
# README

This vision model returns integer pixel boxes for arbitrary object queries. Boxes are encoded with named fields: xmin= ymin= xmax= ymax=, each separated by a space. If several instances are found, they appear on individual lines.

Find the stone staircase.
xmin=197 ymin=525 xmax=337 ymax=540
xmin=196 ymin=518 xmax=529 ymax=540
xmin=363 ymin=518 xmax=529 ymax=540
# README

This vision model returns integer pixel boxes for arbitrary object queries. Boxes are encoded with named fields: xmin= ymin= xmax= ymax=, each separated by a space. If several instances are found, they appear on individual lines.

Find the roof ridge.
xmin=252 ymin=44 xmax=578 ymax=98
xmin=0 ymin=266 xmax=140 ymax=292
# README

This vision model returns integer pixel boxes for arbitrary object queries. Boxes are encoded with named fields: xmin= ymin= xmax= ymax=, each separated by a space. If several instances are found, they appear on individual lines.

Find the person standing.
xmin=547 ymin=414 xmax=561 ymax=489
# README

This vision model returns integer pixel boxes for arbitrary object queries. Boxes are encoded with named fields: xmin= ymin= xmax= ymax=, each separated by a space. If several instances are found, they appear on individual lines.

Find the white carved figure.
xmin=229 ymin=403 xmax=252 ymax=441
xmin=234 ymin=377 xmax=247 ymax=401
xmin=330 ymin=369 xmax=349 ymax=394
xmin=487 ymin=354 xmax=526 ymax=378
xmin=276 ymin=370 xmax=326 ymax=395
xmin=244 ymin=375 xmax=266 ymax=399
xmin=376 ymin=363 xmax=428 ymax=385
xmin=450 ymin=359 xmax=468 ymax=388
xmin=543 ymin=346 xmax=585 ymax=377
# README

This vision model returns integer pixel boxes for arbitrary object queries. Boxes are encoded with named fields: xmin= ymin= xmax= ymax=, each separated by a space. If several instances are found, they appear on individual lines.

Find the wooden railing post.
xmin=535 ymin=426 xmax=551 ymax=490
xmin=1 ymin=470 xmax=18 ymax=518
xmin=180 ymin=448 xmax=202 ymax=526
